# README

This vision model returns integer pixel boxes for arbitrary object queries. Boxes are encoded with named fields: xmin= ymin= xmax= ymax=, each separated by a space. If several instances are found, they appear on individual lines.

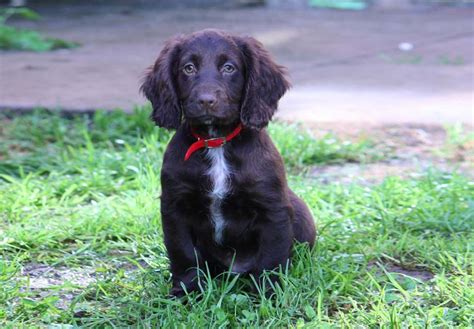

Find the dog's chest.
xmin=205 ymin=148 xmax=231 ymax=244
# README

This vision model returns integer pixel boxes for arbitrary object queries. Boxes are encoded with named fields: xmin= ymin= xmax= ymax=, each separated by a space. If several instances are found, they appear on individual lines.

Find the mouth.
xmin=187 ymin=115 xmax=216 ymax=125
xmin=202 ymin=117 xmax=214 ymax=125
xmin=185 ymin=105 xmax=240 ymax=126
xmin=188 ymin=114 xmax=239 ymax=127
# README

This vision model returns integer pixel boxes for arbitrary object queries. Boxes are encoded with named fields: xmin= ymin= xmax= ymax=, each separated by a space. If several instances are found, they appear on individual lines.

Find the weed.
xmin=0 ymin=7 xmax=78 ymax=51
xmin=435 ymin=123 xmax=474 ymax=162
xmin=438 ymin=55 xmax=465 ymax=66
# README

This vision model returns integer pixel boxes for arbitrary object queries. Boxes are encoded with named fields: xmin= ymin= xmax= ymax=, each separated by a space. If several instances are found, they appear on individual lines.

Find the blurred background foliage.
xmin=0 ymin=6 xmax=78 ymax=51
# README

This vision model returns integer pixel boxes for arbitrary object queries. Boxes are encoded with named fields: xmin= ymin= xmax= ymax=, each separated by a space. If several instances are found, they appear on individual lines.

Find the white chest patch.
xmin=205 ymin=147 xmax=231 ymax=244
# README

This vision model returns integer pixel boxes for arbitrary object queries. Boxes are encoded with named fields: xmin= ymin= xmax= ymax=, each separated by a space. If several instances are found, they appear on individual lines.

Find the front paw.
xmin=169 ymin=285 xmax=187 ymax=298
xmin=169 ymin=277 xmax=201 ymax=298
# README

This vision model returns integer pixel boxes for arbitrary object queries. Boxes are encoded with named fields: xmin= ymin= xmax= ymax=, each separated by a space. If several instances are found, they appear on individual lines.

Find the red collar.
xmin=184 ymin=123 xmax=243 ymax=161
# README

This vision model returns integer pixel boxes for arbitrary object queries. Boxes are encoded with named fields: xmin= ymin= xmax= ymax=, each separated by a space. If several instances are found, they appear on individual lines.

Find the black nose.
xmin=198 ymin=94 xmax=217 ymax=108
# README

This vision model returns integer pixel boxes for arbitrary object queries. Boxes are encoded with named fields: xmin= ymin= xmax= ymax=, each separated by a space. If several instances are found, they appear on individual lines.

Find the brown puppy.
xmin=141 ymin=29 xmax=316 ymax=297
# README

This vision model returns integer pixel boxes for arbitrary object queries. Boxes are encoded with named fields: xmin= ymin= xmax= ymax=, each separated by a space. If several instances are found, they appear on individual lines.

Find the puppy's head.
xmin=141 ymin=29 xmax=290 ymax=130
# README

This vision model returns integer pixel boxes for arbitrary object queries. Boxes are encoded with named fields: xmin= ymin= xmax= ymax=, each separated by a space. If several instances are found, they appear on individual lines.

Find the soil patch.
xmin=383 ymin=263 xmax=435 ymax=282
xmin=20 ymin=263 xmax=97 ymax=309
xmin=368 ymin=260 xmax=435 ymax=282
xmin=22 ymin=263 xmax=97 ymax=290
xmin=307 ymin=123 xmax=473 ymax=184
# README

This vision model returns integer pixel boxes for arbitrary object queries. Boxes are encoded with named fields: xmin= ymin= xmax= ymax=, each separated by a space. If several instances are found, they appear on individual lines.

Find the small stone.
xmin=398 ymin=42 xmax=414 ymax=51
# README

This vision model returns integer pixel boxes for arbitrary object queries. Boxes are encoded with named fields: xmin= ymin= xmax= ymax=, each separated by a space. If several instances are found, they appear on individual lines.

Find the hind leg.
xmin=289 ymin=189 xmax=316 ymax=247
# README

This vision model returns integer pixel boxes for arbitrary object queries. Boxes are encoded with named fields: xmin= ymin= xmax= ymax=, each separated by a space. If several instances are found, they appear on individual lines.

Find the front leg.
xmin=251 ymin=208 xmax=294 ymax=291
xmin=161 ymin=206 xmax=201 ymax=298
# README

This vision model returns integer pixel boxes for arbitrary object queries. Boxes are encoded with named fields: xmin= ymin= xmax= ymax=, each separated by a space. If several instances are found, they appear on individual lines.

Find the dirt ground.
xmin=306 ymin=122 xmax=473 ymax=184
xmin=0 ymin=3 xmax=473 ymax=125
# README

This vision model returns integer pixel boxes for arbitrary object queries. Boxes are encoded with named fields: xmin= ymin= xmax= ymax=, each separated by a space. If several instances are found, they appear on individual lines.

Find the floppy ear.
xmin=140 ymin=37 xmax=182 ymax=129
xmin=234 ymin=36 xmax=291 ymax=130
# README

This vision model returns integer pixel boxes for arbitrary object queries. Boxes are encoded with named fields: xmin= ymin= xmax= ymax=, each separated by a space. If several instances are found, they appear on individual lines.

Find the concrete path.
xmin=0 ymin=4 xmax=473 ymax=124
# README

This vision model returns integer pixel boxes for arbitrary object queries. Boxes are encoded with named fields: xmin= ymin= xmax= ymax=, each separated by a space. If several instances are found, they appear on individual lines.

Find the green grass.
xmin=0 ymin=108 xmax=472 ymax=327
xmin=269 ymin=122 xmax=383 ymax=168
xmin=0 ymin=25 xmax=79 ymax=51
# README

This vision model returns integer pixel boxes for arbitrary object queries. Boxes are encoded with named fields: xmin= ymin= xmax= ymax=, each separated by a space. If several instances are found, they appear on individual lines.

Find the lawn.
xmin=0 ymin=108 xmax=472 ymax=327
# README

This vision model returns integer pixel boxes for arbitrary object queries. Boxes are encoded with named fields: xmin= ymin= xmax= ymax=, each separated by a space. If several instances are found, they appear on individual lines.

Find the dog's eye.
xmin=222 ymin=63 xmax=235 ymax=74
xmin=183 ymin=63 xmax=196 ymax=75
